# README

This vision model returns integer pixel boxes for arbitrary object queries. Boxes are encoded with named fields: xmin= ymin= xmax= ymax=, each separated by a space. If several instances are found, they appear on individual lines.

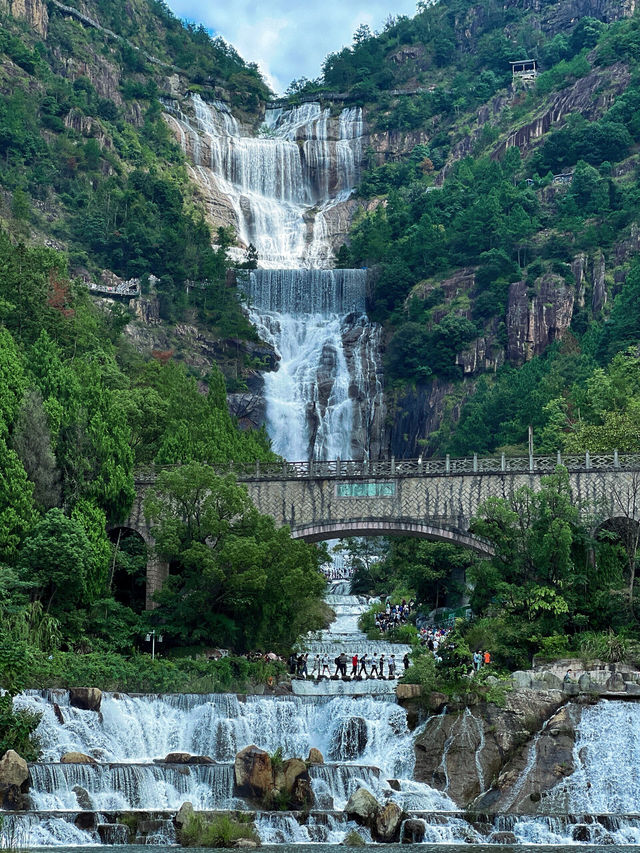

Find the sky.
xmin=165 ymin=0 xmax=419 ymax=94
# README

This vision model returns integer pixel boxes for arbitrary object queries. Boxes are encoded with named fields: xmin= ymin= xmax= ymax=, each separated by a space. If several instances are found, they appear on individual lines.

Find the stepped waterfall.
xmin=9 ymin=94 xmax=640 ymax=848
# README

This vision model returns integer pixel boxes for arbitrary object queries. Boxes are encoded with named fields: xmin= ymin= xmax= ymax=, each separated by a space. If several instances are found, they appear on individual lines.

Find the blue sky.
xmin=165 ymin=1 xmax=419 ymax=94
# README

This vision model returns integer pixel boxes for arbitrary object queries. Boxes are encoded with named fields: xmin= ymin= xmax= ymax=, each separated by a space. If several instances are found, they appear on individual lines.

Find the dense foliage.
xmin=0 ymin=234 xmax=325 ymax=717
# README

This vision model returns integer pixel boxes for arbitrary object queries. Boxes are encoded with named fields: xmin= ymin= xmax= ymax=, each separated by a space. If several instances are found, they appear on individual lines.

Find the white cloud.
xmin=165 ymin=0 xmax=418 ymax=94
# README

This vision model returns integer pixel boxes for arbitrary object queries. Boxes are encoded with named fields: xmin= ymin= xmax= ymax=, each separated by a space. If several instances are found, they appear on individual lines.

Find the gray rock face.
xmin=506 ymin=276 xmax=574 ymax=364
xmin=328 ymin=716 xmax=368 ymax=761
xmin=374 ymin=801 xmax=404 ymax=843
xmin=344 ymin=787 xmax=380 ymax=824
xmin=0 ymin=750 xmax=30 ymax=809
xmin=402 ymin=818 xmax=426 ymax=843
xmin=69 ymin=687 xmax=102 ymax=712
xmin=414 ymin=689 xmax=567 ymax=808
xmin=175 ymin=801 xmax=194 ymax=829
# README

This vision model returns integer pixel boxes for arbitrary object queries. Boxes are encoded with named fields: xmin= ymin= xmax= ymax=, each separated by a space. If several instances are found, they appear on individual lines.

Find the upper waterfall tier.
xmin=163 ymin=95 xmax=364 ymax=268
xmin=239 ymin=269 xmax=367 ymax=316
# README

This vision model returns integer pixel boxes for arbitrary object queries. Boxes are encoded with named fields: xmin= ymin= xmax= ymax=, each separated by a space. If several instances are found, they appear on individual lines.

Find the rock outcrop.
xmin=233 ymin=746 xmax=314 ymax=809
xmin=506 ymin=275 xmax=574 ymax=363
xmin=0 ymin=0 xmax=48 ymax=36
xmin=0 ymin=750 xmax=30 ymax=809
xmin=345 ymin=787 xmax=406 ymax=843
xmin=69 ymin=687 xmax=102 ymax=712
xmin=413 ymin=689 xmax=567 ymax=807
xmin=61 ymin=752 xmax=97 ymax=765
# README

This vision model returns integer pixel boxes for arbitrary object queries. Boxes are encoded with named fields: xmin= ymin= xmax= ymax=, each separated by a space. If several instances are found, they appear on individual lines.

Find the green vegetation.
xmin=179 ymin=812 xmax=259 ymax=848
xmin=0 ymin=233 xmax=327 ymax=733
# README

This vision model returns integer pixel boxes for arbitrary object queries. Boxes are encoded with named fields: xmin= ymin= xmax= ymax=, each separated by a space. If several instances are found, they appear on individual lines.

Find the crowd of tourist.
xmin=374 ymin=598 xmax=414 ymax=633
xmin=288 ymin=651 xmax=411 ymax=680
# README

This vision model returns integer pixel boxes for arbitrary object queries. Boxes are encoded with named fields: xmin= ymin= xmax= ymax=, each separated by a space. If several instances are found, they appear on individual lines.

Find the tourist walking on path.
xmin=359 ymin=654 xmax=369 ymax=678
xmin=403 ymin=653 xmax=410 ymax=672
xmin=369 ymin=656 xmax=379 ymax=678
xmin=311 ymin=655 xmax=320 ymax=677
xmin=483 ymin=650 xmax=491 ymax=667
xmin=321 ymin=654 xmax=330 ymax=677
xmin=378 ymin=654 xmax=385 ymax=678
xmin=351 ymin=653 xmax=358 ymax=676
xmin=473 ymin=651 xmax=482 ymax=672
xmin=388 ymin=655 xmax=396 ymax=678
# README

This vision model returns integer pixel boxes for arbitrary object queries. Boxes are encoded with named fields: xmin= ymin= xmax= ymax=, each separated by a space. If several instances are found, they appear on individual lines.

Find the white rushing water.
xmin=164 ymin=95 xmax=363 ymax=268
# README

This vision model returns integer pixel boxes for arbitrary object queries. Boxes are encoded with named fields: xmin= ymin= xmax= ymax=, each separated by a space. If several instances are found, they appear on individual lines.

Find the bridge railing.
xmin=134 ymin=452 xmax=640 ymax=484
xmin=224 ymin=452 xmax=640 ymax=480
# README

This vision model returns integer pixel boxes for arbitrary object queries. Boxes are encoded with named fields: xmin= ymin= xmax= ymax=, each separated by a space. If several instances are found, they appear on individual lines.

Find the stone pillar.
xmin=146 ymin=551 xmax=169 ymax=610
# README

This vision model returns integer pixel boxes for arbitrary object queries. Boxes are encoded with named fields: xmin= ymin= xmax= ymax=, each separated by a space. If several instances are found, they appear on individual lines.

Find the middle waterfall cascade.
xmin=240 ymin=268 xmax=384 ymax=461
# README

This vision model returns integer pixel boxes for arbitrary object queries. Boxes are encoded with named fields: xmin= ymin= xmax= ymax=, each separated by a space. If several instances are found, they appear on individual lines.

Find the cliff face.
xmin=413 ymin=689 xmax=571 ymax=809
xmin=0 ymin=0 xmax=48 ymax=36
xmin=506 ymin=275 xmax=575 ymax=364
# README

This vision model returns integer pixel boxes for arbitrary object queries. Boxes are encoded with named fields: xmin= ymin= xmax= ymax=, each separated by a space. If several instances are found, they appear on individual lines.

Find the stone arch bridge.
xmin=117 ymin=452 xmax=640 ymax=608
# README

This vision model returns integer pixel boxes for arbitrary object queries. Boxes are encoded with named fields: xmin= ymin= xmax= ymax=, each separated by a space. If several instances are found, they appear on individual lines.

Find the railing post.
xmin=614 ymin=449 xmax=619 ymax=469
xmin=501 ymin=453 xmax=506 ymax=472
xmin=445 ymin=454 xmax=450 ymax=475
xmin=529 ymin=452 xmax=534 ymax=473
xmin=585 ymin=451 xmax=591 ymax=470
xmin=309 ymin=458 xmax=314 ymax=477
xmin=282 ymin=458 xmax=287 ymax=475
xmin=256 ymin=460 xmax=260 ymax=478
xmin=390 ymin=455 xmax=395 ymax=476
xmin=557 ymin=450 xmax=562 ymax=467
xmin=473 ymin=453 xmax=478 ymax=472
xmin=336 ymin=457 xmax=341 ymax=477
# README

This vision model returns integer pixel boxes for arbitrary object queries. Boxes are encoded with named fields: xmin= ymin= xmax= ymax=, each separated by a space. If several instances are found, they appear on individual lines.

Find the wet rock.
xmin=69 ymin=687 xmax=102 ymax=712
xmin=396 ymin=683 xmax=422 ymax=700
xmin=387 ymin=779 xmax=401 ymax=791
xmin=175 ymin=801 xmax=194 ymax=829
xmin=488 ymin=831 xmax=518 ymax=844
xmin=307 ymin=747 xmax=324 ymax=764
xmin=572 ymin=824 xmax=591 ymax=842
xmin=53 ymin=703 xmax=65 ymax=725
xmin=402 ymin=818 xmax=426 ymax=843
xmin=373 ymin=801 xmax=404 ymax=843
xmin=344 ymin=787 xmax=380 ymax=824
xmin=233 ymin=840 xmax=258 ymax=849
xmin=0 ymin=750 xmax=30 ymax=809
xmin=73 ymin=785 xmax=92 ymax=810
xmin=541 ymin=671 xmax=563 ymax=690
xmin=74 ymin=811 xmax=97 ymax=831
xmin=328 ymin=717 xmax=368 ymax=760
xmin=163 ymin=752 xmax=213 ymax=764
xmin=234 ymin=745 xmax=273 ymax=799
xmin=61 ymin=752 xmax=97 ymax=765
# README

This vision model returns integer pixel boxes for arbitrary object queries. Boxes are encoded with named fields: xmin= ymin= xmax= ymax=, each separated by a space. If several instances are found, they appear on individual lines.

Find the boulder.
xmin=373 ymin=801 xmax=404 ymax=842
xmin=69 ymin=687 xmax=102 ymax=712
xmin=578 ymin=673 xmax=592 ymax=691
xmin=175 ymin=801 xmax=194 ymax=829
xmin=290 ymin=774 xmax=314 ymax=809
xmin=164 ymin=752 xmax=213 ymax=764
xmin=541 ymin=671 xmax=563 ymax=690
xmin=328 ymin=717 xmax=368 ymax=760
xmin=61 ymin=752 xmax=97 ymax=765
xmin=625 ymin=682 xmax=640 ymax=695
xmin=426 ymin=691 xmax=448 ymax=713
xmin=74 ymin=811 xmax=97 ymax=831
xmin=0 ymin=750 xmax=30 ymax=809
xmin=605 ymin=672 xmax=626 ymax=692
xmin=282 ymin=758 xmax=307 ymax=791
xmin=345 ymin=787 xmax=380 ymax=825
xmin=402 ymin=818 xmax=426 ymax=843
xmin=511 ymin=671 xmax=532 ymax=689
xmin=234 ymin=745 xmax=273 ymax=799
xmin=572 ymin=824 xmax=591 ymax=842
xmin=73 ymin=785 xmax=93 ymax=810
xmin=396 ymin=683 xmax=422 ymax=700
xmin=307 ymin=747 xmax=324 ymax=764
xmin=488 ymin=831 xmax=518 ymax=844
xmin=233 ymin=840 xmax=258 ymax=849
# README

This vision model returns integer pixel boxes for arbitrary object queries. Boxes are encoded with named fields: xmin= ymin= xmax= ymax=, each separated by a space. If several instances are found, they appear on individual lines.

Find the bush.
xmin=578 ymin=630 xmax=628 ymax=663
xmin=0 ymin=695 xmax=41 ymax=761
xmin=180 ymin=812 xmax=259 ymax=847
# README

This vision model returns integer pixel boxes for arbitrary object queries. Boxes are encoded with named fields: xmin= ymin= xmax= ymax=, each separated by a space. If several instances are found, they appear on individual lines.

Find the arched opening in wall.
xmin=108 ymin=527 xmax=148 ymax=612
xmin=318 ymin=531 xmax=483 ymax=617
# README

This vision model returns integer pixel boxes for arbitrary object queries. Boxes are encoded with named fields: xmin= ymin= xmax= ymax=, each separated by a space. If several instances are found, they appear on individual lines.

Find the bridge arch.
xmin=289 ymin=518 xmax=495 ymax=556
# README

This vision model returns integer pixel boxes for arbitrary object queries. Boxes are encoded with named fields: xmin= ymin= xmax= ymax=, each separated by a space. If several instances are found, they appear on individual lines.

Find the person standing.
xmin=339 ymin=652 xmax=348 ymax=677
xmin=369 ymin=656 xmax=379 ymax=678
xmin=311 ymin=655 xmax=320 ymax=678
xmin=483 ymin=650 xmax=491 ymax=667
xmin=473 ymin=651 xmax=482 ymax=672
xmin=403 ymin=653 xmax=410 ymax=672
xmin=351 ymin=653 xmax=358 ymax=677
xmin=321 ymin=653 xmax=330 ymax=677
xmin=379 ymin=654 xmax=385 ymax=678
xmin=388 ymin=655 xmax=396 ymax=678
xmin=359 ymin=653 xmax=369 ymax=678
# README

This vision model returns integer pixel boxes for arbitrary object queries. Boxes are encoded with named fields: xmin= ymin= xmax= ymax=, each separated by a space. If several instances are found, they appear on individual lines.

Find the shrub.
xmin=180 ymin=812 xmax=258 ymax=847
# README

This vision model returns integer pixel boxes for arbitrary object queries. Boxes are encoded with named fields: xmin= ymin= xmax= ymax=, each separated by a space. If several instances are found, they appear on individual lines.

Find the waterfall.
xmin=164 ymin=95 xmax=364 ymax=269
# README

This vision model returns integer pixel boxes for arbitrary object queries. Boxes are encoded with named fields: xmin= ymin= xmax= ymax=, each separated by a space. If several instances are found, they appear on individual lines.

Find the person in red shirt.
xmin=483 ymin=650 xmax=491 ymax=666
